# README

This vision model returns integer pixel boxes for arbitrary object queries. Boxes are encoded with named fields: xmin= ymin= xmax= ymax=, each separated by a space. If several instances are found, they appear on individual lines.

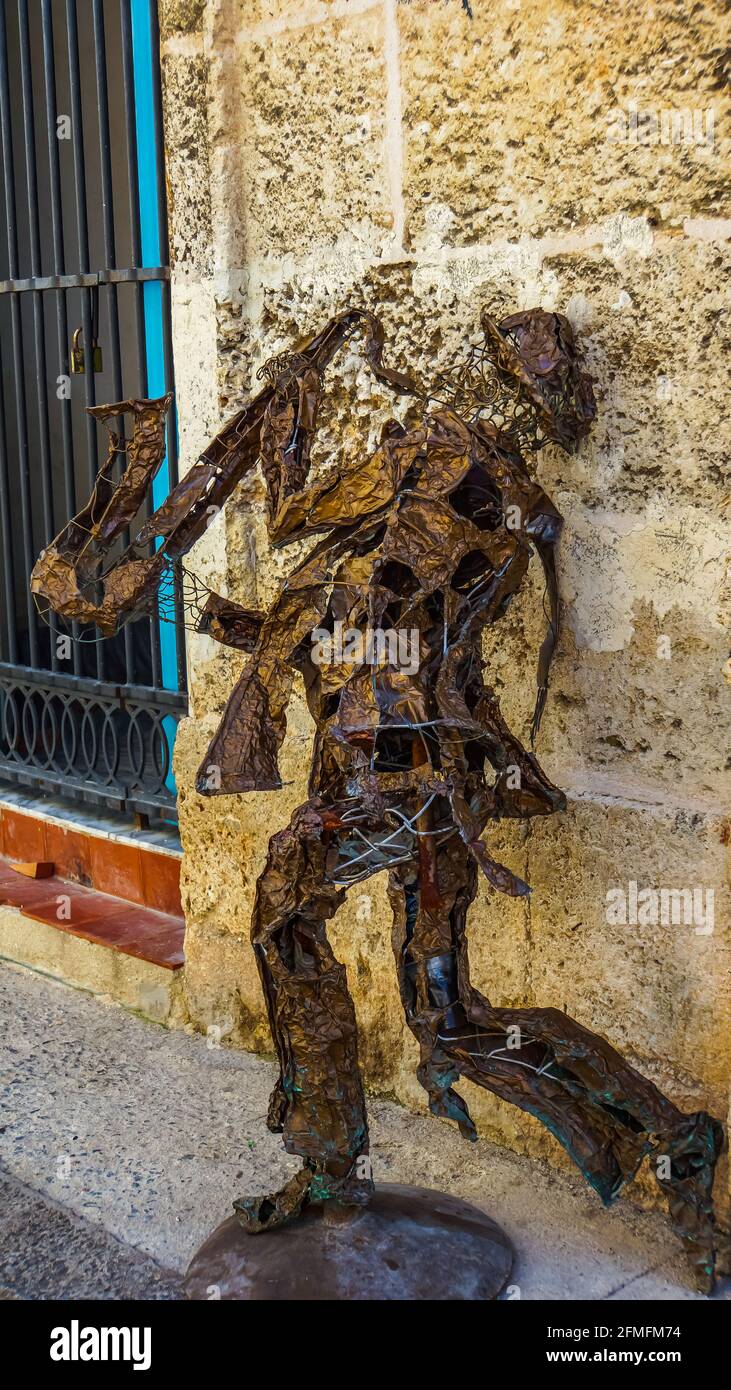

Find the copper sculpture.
xmin=31 ymin=306 xmax=724 ymax=1291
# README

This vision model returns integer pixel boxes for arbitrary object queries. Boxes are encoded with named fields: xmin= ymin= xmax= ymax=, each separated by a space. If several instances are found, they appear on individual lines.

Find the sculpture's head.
xmin=428 ymin=306 xmax=596 ymax=454
xmin=483 ymin=308 xmax=596 ymax=454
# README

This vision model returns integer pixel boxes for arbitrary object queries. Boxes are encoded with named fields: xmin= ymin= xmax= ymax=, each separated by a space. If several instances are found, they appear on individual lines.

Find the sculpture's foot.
xmin=185 ymin=1183 xmax=514 ymax=1300
xmin=234 ymin=1166 xmax=313 ymax=1233
xmin=234 ymin=1160 xmax=373 ymax=1234
xmin=656 ymin=1110 xmax=725 ymax=1295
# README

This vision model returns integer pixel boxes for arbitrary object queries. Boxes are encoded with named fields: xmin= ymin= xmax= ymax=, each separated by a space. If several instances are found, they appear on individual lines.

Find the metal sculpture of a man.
xmin=31 ymin=305 xmax=724 ymax=1291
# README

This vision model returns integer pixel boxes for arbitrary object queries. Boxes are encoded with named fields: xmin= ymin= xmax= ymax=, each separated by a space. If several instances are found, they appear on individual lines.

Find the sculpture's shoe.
xmin=234 ymin=1167 xmax=312 ymax=1234
xmin=432 ymin=1009 xmax=724 ymax=1293
xmin=234 ymin=1160 xmax=374 ymax=1234
xmin=655 ymin=1111 xmax=725 ymax=1294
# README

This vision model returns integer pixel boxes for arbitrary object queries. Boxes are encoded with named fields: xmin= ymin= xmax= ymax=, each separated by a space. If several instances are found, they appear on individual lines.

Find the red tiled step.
xmin=0 ymin=805 xmax=182 ymax=916
xmin=0 ymin=856 xmax=184 ymax=970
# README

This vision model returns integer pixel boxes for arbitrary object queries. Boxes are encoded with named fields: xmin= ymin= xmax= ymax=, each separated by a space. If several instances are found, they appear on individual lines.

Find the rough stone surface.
xmin=4 ymin=962 xmax=730 ymax=1300
xmin=155 ymin=0 xmax=731 ymax=1225
xmin=399 ymin=0 xmax=730 ymax=246
xmin=161 ymin=54 xmax=214 ymax=274
xmin=160 ymin=0 xmax=207 ymax=40
xmin=0 ymin=1170 xmax=182 ymax=1301
xmin=227 ymin=7 xmax=393 ymax=263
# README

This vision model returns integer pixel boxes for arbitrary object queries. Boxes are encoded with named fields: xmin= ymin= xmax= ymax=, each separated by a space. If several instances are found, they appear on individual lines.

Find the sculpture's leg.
xmin=388 ymin=833 xmax=723 ymax=1290
xmin=236 ymin=801 xmax=372 ymax=1233
xmin=387 ymin=835 xmax=482 ymax=1144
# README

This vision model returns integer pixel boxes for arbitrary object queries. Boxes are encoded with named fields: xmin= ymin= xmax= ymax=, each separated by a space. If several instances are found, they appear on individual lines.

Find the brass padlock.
xmin=70 ymin=326 xmax=103 ymax=374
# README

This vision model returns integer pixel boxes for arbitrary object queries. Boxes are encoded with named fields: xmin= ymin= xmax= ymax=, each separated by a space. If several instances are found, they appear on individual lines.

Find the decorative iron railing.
xmin=0 ymin=662 xmax=185 ymax=820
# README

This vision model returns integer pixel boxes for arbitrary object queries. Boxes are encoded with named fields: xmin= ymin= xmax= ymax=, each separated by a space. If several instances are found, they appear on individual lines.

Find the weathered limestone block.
xmin=227 ymin=0 xmax=344 ymax=31
xmin=534 ymin=236 xmax=731 ymax=513
xmin=540 ymin=612 xmax=723 ymax=808
xmin=161 ymin=54 xmax=214 ymax=274
xmin=159 ymin=0 xmax=206 ymax=41
xmin=399 ymin=0 xmax=730 ymax=247
xmin=480 ymin=521 xmax=728 ymax=808
xmin=527 ymin=801 xmax=730 ymax=1113
xmin=175 ymin=683 xmax=313 ymax=1041
xmin=169 ymin=279 xmax=219 ymax=457
xmin=244 ymin=231 xmax=729 ymax=514
xmin=174 ymin=710 xmax=266 ymax=1046
xmin=228 ymin=6 xmax=394 ymax=261
xmin=215 ymin=297 xmax=256 ymax=417
xmin=181 ymin=924 xmax=267 ymax=1049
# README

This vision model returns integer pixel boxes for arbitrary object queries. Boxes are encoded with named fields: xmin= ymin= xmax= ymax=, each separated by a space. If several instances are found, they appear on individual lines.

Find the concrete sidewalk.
xmin=0 ymin=959 xmax=726 ymax=1301
xmin=0 ymin=1170 xmax=182 ymax=1300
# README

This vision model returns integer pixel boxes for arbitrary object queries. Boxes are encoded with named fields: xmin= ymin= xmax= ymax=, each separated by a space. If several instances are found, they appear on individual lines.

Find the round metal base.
xmin=184 ymin=1183 xmax=514 ymax=1300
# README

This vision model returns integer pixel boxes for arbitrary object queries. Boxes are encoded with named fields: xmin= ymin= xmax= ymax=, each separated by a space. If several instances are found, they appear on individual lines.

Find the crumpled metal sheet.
xmin=31 ymin=396 xmax=173 ymax=633
xmin=31 ymin=305 xmax=724 ymax=1290
xmin=195 ymin=591 xmax=264 ymax=652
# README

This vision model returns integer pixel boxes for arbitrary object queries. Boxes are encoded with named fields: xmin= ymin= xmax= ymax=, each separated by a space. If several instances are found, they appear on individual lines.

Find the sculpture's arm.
xmin=30 ymin=387 xmax=274 ymax=636
xmin=470 ymin=429 xmax=564 ymax=747
xmin=194 ymin=589 xmax=265 ymax=652
xmin=129 ymin=309 xmax=412 ymax=560
xmin=524 ymin=487 xmax=563 ymax=745
xmin=259 ymin=319 xmax=418 ymax=549
xmin=30 ymin=309 xmax=416 ymax=638
xmin=472 ymin=306 xmax=594 ymax=742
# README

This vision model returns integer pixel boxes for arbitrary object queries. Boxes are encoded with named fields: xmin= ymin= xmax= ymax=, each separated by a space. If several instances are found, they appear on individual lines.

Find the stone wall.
xmin=158 ymin=0 xmax=730 ymax=1215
